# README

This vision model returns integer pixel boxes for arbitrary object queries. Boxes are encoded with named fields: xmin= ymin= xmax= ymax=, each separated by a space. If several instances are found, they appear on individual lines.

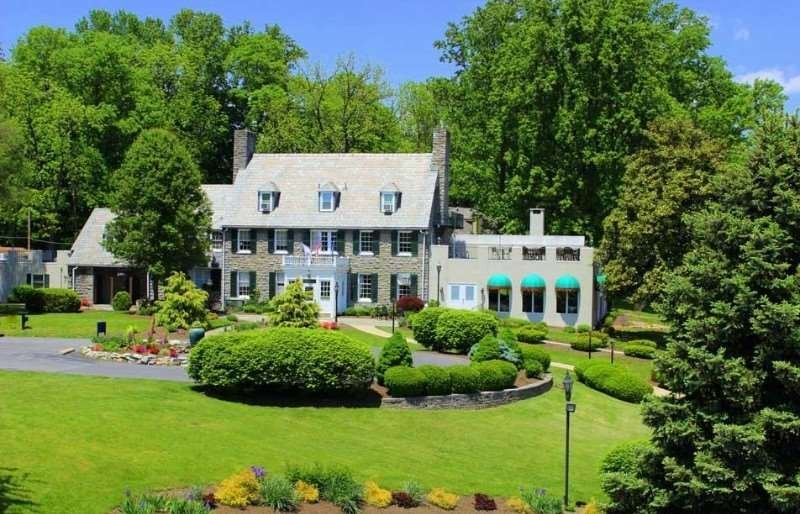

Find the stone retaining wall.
xmin=381 ymin=374 xmax=553 ymax=409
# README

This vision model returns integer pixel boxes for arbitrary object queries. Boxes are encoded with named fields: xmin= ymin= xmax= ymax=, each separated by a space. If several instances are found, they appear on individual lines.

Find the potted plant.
xmin=188 ymin=321 xmax=206 ymax=346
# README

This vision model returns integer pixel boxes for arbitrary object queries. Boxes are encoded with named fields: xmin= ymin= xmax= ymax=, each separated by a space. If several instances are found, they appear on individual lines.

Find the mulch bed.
xmin=213 ymin=497 xmax=519 ymax=514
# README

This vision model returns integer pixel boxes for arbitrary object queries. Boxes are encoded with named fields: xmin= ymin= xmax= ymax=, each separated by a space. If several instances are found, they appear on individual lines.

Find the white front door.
xmin=448 ymin=283 xmax=478 ymax=310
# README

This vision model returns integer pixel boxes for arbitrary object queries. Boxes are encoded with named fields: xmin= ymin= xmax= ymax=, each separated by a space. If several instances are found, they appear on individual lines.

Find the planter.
xmin=189 ymin=327 xmax=206 ymax=345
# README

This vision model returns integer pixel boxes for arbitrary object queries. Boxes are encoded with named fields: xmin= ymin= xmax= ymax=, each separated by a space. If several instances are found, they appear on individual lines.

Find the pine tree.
xmin=268 ymin=279 xmax=320 ymax=328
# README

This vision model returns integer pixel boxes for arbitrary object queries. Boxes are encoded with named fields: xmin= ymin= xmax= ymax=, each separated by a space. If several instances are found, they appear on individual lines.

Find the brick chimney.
xmin=431 ymin=125 xmax=450 ymax=225
xmin=232 ymin=129 xmax=256 ymax=182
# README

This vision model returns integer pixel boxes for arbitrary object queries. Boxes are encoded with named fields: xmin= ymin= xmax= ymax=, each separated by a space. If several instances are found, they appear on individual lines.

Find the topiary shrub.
xmin=474 ymin=359 xmax=517 ymax=391
xmin=448 ymin=365 xmax=480 ymax=393
xmin=571 ymin=332 xmax=610 ymax=351
xmin=39 ymin=288 xmax=81 ymax=313
xmin=384 ymin=366 xmax=427 ymax=397
xmin=410 ymin=307 xmax=445 ymax=348
xmin=112 ymin=291 xmax=132 ymax=312
xmin=434 ymin=309 xmax=498 ymax=353
xmin=417 ymin=365 xmax=451 ymax=395
xmin=623 ymin=344 xmax=656 ymax=359
xmin=376 ymin=333 xmax=412 ymax=385
xmin=520 ymin=346 xmax=550 ymax=372
xmin=574 ymin=361 xmax=652 ymax=403
xmin=188 ymin=328 xmax=375 ymax=395
xmin=516 ymin=325 xmax=548 ymax=344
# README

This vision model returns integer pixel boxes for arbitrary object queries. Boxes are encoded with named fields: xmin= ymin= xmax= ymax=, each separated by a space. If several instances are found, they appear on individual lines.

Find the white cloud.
xmin=734 ymin=27 xmax=750 ymax=41
xmin=736 ymin=68 xmax=800 ymax=94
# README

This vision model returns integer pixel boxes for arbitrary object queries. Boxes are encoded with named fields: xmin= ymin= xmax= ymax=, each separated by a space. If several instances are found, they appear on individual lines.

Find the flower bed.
xmin=80 ymin=343 xmax=189 ymax=366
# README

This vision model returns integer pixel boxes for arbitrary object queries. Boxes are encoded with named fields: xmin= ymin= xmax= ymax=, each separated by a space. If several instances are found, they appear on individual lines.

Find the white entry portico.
xmin=281 ymin=255 xmax=348 ymax=315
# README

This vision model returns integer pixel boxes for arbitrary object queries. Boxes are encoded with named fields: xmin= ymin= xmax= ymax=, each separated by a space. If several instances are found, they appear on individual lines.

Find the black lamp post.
xmin=588 ymin=328 xmax=592 ymax=359
xmin=436 ymin=263 xmax=442 ymax=303
xmin=334 ymin=282 xmax=339 ymax=324
xmin=391 ymin=296 xmax=396 ymax=334
xmin=563 ymin=371 xmax=576 ymax=509
xmin=610 ymin=338 xmax=615 ymax=364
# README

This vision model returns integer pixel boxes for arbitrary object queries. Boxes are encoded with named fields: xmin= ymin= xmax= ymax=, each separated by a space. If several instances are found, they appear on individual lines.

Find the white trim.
xmin=258 ymin=191 xmax=275 ymax=213
xmin=319 ymin=191 xmax=335 ymax=212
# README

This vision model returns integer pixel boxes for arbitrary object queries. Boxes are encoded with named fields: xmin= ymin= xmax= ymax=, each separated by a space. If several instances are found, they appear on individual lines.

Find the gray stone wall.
xmin=232 ymin=129 xmax=256 ymax=182
xmin=74 ymin=268 xmax=93 ymax=302
xmin=431 ymin=126 xmax=450 ymax=226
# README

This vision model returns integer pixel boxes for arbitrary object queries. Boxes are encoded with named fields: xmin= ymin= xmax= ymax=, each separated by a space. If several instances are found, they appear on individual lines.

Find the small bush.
xmin=11 ymin=286 xmax=81 ymax=313
xmin=418 ymin=365 xmax=452 ymax=395
xmin=90 ymin=335 xmax=126 ymax=352
xmin=401 ymin=480 xmax=426 ymax=505
xmin=396 ymin=296 xmax=424 ymax=313
xmin=474 ymin=493 xmax=497 ymax=511
xmin=520 ymin=488 xmax=561 ymax=514
xmin=469 ymin=335 xmax=523 ymax=368
xmin=215 ymin=469 xmax=260 ymax=507
xmin=520 ymin=346 xmax=550 ymax=372
xmin=286 ymin=464 xmax=362 ymax=514
xmin=576 ymin=323 xmax=591 ymax=333
xmin=499 ymin=317 xmax=529 ymax=328
xmin=410 ymin=307 xmax=446 ymax=348
xmin=434 ymin=309 xmax=498 ymax=353
xmin=505 ymin=497 xmax=530 ymax=514
xmin=563 ymin=326 xmax=575 ymax=333
xmin=225 ymin=314 xmax=239 ymax=322
xmin=623 ymin=344 xmax=656 ymax=359
xmin=295 ymin=480 xmax=319 ymax=503
xmin=156 ymin=272 xmax=208 ymax=329
xmin=8 ymin=285 xmax=44 ymax=312
xmin=364 ymin=481 xmax=392 ymax=508
xmin=112 ymin=291 xmax=132 ymax=312
xmin=626 ymin=339 xmax=657 ymax=349
xmin=575 ymin=361 xmax=652 ymax=403
xmin=376 ymin=333 xmax=412 ymax=384
xmin=427 ymin=488 xmax=459 ymax=510
xmin=474 ymin=360 xmax=517 ymax=391
xmin=384 ymin=366 xmax=427 ymax=397
xmin=515 ymin=326 xmax=548 ymax=344
xmin=344 ymin=305 xmax=373 ymax=317
xmin=391 ymin=491 xmax=417 ymax=508
xmin=260 ymin=475 xmax=300 ymax=511
xmin=234 ymin=321 xmax=261 ymax=331
xmin=601 ymin=440 xmax=652 ymax=475
xmin=571 ymin=332 xmax=609 ymax=352
xmin=448 ymin=365 xmax=480 ymax=394
xmin=269 ymin=279 xmax=320 ymax=328
xmin=523 ymin=359 xmax=543 ymax=378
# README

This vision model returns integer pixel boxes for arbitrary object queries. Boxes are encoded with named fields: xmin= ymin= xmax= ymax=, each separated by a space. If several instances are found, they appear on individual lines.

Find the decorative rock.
xmin=60 ymin=347 xmax=75 ymax=355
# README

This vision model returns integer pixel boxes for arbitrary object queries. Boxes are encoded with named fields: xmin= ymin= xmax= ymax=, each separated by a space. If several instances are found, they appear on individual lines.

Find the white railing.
xmin=282 ymin=255 xmax=349 ymax=268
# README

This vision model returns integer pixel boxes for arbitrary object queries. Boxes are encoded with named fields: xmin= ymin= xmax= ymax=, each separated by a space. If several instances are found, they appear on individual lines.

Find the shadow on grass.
xmin=0 ymin=468 xmax=37 ymax=513
xmin=191 ymin=385 xmax=383 ymax=408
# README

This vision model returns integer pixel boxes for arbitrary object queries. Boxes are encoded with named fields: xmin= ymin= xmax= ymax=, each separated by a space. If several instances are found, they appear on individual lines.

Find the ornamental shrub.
xmin=155 ymin=272 xmax=208 ymax=329
xmin=384 ymin=366 xmax=427 ymax=397
xmin=505 ymin=497 xmax=530 ymax=514
xmin=40 ymin=288 xmax=81 ymax=313
xmin=519 ymin=488 xmax=561 ymax=514
xmin=396 ymin=296 xmax=424 ymax=313
xmin=470 ymin=335 xmax=523 ymax=368
xmin=625 ymin=338 xmax=657 ymax=349
xmin=427 ymin=488 xmax=459 ymax=510
xmin=112 ymin=291 xmax=132 ymax=312
xmin=401 ymin=481 xmax=426 ymax=505
xmin=576 ymin=323 xmax=591 ymax=333
xmin=215 ymin=469 xmax=260 ymax=507
xmin=410 ymin=307 xmax=445 ymax=348
xmin=520 ymin=346 xmax=550 ymax=372
xmin=364 ymin=481 xmax=392 ymax=508
xmin=563 ymin=325 xmax=575 ymax=333
xmin=417 ymin=365 xmax=451 ymax=395
xmin=474 ymin=493 xmax=497 ymax=511
xmin=260 ymin=475 xmax=300 ymax=512
xmin=575 ymin=361 xmax=652 ymax=403
xmin=600 ymin=439 xmax=653 ymax=475
xmin=516 ymin=325 xmax=547 ymax=344
xmin=8 ymin=285 xmax=44 ymax=312
xmin=448 ymin=365 xmax=480 ymax=393
xmin=268 ymin=279 xmax=320 ymax=328
xmin=295 ymin=480 xmax=319 ymax=503
xmin=188 ymin=328 xmax=375 ymax=395
xmin=376 ymin=332 xmax=412 ymax=384
xmin=623 ymin=344 xmax=656 ymax=359
xmin=434 ymin=309 xmax=498 ymax=353
xmin=571 ymin=332 xmax=609 ymax=351
xmin=286 ymin=464 xmax=362 ymax=514
xmin=474 ymin=360 xmax=517 ymax=391
xmin=523 ymin=359 xmax=543 ymax=378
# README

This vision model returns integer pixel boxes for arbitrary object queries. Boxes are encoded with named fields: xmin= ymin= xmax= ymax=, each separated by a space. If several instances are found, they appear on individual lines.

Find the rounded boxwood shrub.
xmin=376 ymin=332 xmax=412 ymax=384
xmin=433 ymin=310 xmax=498 ymax=353
xmin=112 ymin=291 xmax=132 ymax=312
xmin=410 ymin=307 xmax=446 ymax=348
xmin=516 ymin=325 xmax=547 ymax=344
xmin=469 ymin=335 xmax=502 ymax=362
xmin=473 ymin=360 xmax=517 ymax=391
xmin=8 ymin=285 xmax=44 ymax=312
xmin=448 ymin=365 xmax=480 ymax=394
xmin=576 ymin=323 xmax=591 ymax=333
xmin=523 ymin=358 xmax=543 ymax=378
xmin=384 ymin=366 xmax=427 ymax=397
xmin=623 ymin=344 xmax=656 ymax=359
xmin=417 ymin=365 xmax=451 ymax=395
xmin=40 ymin=288 xmax=81 ymax=313
xmin=520 ymin=346 xmax=550 ymax=372
xmin=571 ymin=332 xmax=610 ymax=352
xmin=600 ymin=439 xmax=652 ymax=475
xmin=574 ymin=361 xmax=652 ymax=403
xmin=188 ymin=328 xmax=375 ymax=395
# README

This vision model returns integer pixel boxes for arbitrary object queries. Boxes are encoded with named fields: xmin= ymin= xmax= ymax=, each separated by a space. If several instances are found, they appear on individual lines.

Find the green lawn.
xmin=536 ymin=343 xmax=654 ymax=383
xmin=0 ymin=369 xmax=647 ymax=513
xmin=339 ymin=324 xmax=423 ymax=350
xmin=0 ymin=310 xmax=153 ymax=338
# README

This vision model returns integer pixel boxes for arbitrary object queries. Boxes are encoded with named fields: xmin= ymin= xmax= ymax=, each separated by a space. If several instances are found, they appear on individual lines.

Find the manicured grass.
xmin=0 ymin=369 xmax=647 ymax=513
xmin=0 ymin=310 xmax=153 ymax=338
xmin=376 ymin=325 xmax=414 ymax=340
xmin=339 ymin=324 xmax=423 ymax=350
xmin=535 ymin=343 xmax=654 ymax=383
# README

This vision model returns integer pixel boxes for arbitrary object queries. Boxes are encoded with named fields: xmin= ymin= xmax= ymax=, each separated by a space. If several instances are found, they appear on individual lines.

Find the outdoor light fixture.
xmin=563 ymin=371 xmax=576 ymax=509
xmin=436 ymin=263 xmax=442 ymax=303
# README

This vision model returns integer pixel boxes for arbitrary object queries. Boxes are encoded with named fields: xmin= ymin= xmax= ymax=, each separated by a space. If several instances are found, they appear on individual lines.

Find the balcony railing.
xmin=488 ymin=246 xmax=513 ymax=260
xmin=447 ymin=244 xmax=584 ymax=263
xmin=282 ymin=255 xmax=349 ymax=268
xmin=555 ymin=247 xmax=581 ymax=262
xmin=522 ymin=246 xmax=546 ymax=261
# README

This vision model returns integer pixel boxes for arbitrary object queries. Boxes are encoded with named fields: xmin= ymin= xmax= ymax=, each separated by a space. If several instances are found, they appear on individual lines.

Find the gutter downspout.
xmin=71 ymin=266 xmax=77 ymax=291
xmin=221 ymin=228 xmax=226 ymax=311
xmin=421 ymin=230 xmax=427 ymax=302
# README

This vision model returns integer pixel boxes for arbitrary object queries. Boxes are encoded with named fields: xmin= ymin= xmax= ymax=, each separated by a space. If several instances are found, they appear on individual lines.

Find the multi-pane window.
xmin=358 ymin=274 xmax=372 ymax=301
xmin=398 ymin=231 xmax=414 ymax=255
xmin=237 ymin=272 xmax=251 ymax=298
xmin=237 ymin=229 xmax=252 ymax=253
xmin=397 ymin=273 xmax=412 ymax=297
xmin=522 ymin=289 xmax=544 ymax=313
xmin=27 ymin=273 xmax=48 ymax=288
xmin=274 ymin=229 xmax=288 ymax=252
xmin=311 ymin=230 xmax=337 ymax=254
xmin=320 ymin=280 xmax=331 ymax=300
xmin=359 ymin=231 xmax=373 ymax=254
xmin=319 ymin=191 xmax=335 ymax=211
xmin=556 ymin=290 xmax=579 ymax=314
xmin=488 ymin=288 xmax=510 ymax=313
xmin=258 ymin=191 xmax=274 ymax=213
xmin=210 ymin=231 xmax=223 ymax=251
xmin=381 ymin=192 xmax=396 ymax=213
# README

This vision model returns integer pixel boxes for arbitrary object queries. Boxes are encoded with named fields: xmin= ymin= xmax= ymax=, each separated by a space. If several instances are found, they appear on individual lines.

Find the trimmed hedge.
xmin=570 ymin=332 xmax=610 ymax=352
xmin=417 ymin=365 xmax=452 ymax=395
xmin=9 ymin=286 xmax=81 ymax=313
xmin=385 ymin=361 xmax=518 ymax=397
xmin=520 ymin=346 xmax=550 ymax=372
xmin=433 ymin=309 xmax=498 ymax=353
xmin=623 ymin=344 xmax=656 ymax=359
xmin=516 ymin=325 xmax=547 ymax=344
xmin=473 ymin=360 xmax=517 ymax=391
xmin=575 ymin=361 xmax=652 ymax=403
xmin=625 ymin=339 xmax=657 ymax=349
xmin=188 ymin=328 xmax=375 ymax=395
xmin=410 ymin=307 xmax=445 ymax=348
xmin=376 ymin=332 xmax=412 ymax=384
xmin=8 ymin=285 xmax=44 ymax=312
xmin=469 ymin=335 xmax=523 ymax=368
xmin=448 ymin=365 xmax=480 ymax=394
xmin=523 ymin=359 xmax=543 ymax=378
xmin=112 ymin=291 xmax=132 ymax=312
xmin=384 ymin=366 xmax=427 ymax=397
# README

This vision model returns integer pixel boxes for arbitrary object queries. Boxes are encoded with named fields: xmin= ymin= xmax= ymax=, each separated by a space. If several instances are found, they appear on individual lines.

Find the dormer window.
xmin=381 ymin=192 xmax=396 ymax=214
xmin=258 ymin=191 xmax=274 ymax=213
xmin=319 ymin=191 xmax=335 ymax=212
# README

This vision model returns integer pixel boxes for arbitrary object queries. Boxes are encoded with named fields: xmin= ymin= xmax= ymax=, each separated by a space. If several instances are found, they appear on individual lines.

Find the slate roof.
xmin=225 ymin=153 xmax=438 ymax=229
xmin=202 ymin=184 xmax=233 ymax=229
xmin=68 ymin=208 xmax=128 ymax=267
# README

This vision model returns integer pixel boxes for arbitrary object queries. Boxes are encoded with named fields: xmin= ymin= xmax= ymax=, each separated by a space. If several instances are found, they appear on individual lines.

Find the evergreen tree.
xmin=268 ymin=279 xmax=320 ymax=328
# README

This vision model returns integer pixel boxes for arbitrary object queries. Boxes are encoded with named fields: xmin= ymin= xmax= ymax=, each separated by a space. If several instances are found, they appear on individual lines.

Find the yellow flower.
xmin=215 ymin=469 xmax=260 ymax=507
xmin=364 ymin=480 xmax=392 ymax=508
xmin=426 ymin=488 xmax=459 ymax=510
xmin=295 ymin=480 xmax=320 ymax=503
xmin=505 ymin=497 xmax=531 ymax=514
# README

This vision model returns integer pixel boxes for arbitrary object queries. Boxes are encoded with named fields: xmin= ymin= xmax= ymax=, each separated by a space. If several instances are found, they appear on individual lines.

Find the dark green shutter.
xmin=231 ymin=229 xmax=238 ymax=252
xmin=391 ymin=231 xmax=398 ymax=256
xmin=410 ymin=231 xmax=419 ymax=256
xmin=373 ymin=231 xmax=380 ymax=255
xmin=286 ymin=230 xmax=294 ymax=255
xmin=26 ymin=273 xmax=31 ymax=286
xmin=302 ymin=230 xmax=311 ymax=248
xmin=390 ymin=274 xmax=397 ymax=300
xmin=230 ymin=271 xmax=237 ymax=297
xmin=336 ymin=230 xmax=345 ymax=254
xmin=353 ymin=230 xmax=359 ymax=254
xmin=250 ymin=229 xmax=257 ymax=254
xmin=269 ymin=272 xmax=276 ymax=299
xmin=267 ymin=229 xmax=274 ymax=253
xmin=410 ymin=274 xmax=418 ymax=297
xmin=350 ymin=273 xmax=358 ymax=302
xmin=370 ymin=273 xmax=378 ymax=303
xmin=44 ymin=274 xmax=50 ymax=288
xmin=249 ymin=271 xmax=257 ymax=292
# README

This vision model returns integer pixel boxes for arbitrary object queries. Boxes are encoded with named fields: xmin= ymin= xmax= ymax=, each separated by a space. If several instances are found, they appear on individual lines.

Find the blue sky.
xmin=1 ymin=0 xmax=798 ymax=109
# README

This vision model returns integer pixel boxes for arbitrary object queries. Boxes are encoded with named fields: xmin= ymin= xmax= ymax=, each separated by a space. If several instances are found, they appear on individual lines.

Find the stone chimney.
xmin=431 ymin=125 xmax=450 ymax=225
xmin=529 ymin=208 xmax=545 ymax=236
xmin=232 ymin=129 xmax=256 ymax=182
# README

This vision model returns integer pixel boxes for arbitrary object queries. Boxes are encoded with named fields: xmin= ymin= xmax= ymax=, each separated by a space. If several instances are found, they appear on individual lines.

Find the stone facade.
xmin=74 ymin=269 xmax=94 ymax=302
xmin=431 ymin=126 xmax=450 ymax=227
xmin=232 ymin=129 xmax=256 ymax=182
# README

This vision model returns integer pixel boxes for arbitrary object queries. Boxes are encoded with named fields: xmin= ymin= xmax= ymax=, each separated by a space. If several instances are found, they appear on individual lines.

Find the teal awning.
xmin=596 ymin=274 xmax=607 ymax=285
xmin=487 ymin=274 xmax=512 ymax=289
xmin=555 ymin=274 xmax=580 ymax=290
xmin=521 ymin=274 xmax=546 ymax=289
